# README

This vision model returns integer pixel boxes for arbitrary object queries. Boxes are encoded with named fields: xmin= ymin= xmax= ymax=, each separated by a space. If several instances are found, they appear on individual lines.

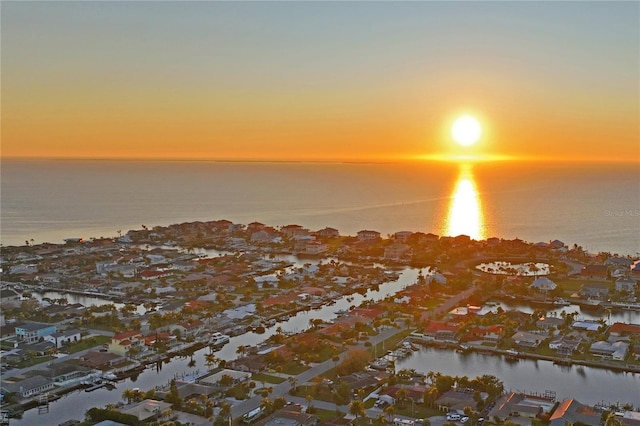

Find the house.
xmin=15 ymin=322 xmax=57 ymax=344
xmin=548 ymin=336 xmax=582 ymax=356
xmin=549 ymin=399 xmax=600 ymax=426
xmin=579 ymin=283 xmax=610 ymax=299
xmin=255 ymin=409 xmax=320 ymax=426
xmin=488 ymin=392 xmax=555 ymax=421
xmin=79 ymin=351 xmax=126 ymax=369
xmin=536 ymin=317 xmax=564 ymax=331
xmin=589 ymin=341 xmax=628 ymax=360
xmin=608 ymin=322 xmax=640 ymax=338
xmin=118 ymin=399 xmax=172 ymax=422
xmin=1 ymin=375 xmax=55 ymax=398
xmin=171 ymin=320 xmax=204 ymax=339
xmin=108 ymin=330 xmax=145 ymax=357
xmin=512 ymin=331 xmax=545 ymax=349
xmin=422 ymin=321 xmax=459 ymax=342
xmin=281 ymin=225 xmax=309 ymax=238
xmin=529 ymin=277 xmax=557 ymax=292
xmin=197 ymin=369 xmax=251 ymax=386
xmin=43 ymin=329 xmax=82 ymax=348
xmin=315 ymin=227 xmax=340 ymax=238
xmin=435 ymin=389 xmax=478 ymax=411
xmin=393 ymin=231 xmax=413 ymax=242
xmin=615 ymin=277 xmax=637 ymax=293
xmin=357 ymin=230 xmax=381 ymax=241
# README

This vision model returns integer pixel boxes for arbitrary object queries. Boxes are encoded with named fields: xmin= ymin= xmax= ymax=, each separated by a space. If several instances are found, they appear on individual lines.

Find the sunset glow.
xmin=452 ymin=116 xmax=482 ymax=147
xmin=1 ymin=2 xmax=638 ymax=163
xmin=445 ymin=165 xmax=485 ymax=240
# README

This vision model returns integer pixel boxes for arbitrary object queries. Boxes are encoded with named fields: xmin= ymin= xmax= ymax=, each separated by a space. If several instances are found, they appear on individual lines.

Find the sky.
xmin=2 ymin=1 xmax=639 ymax=162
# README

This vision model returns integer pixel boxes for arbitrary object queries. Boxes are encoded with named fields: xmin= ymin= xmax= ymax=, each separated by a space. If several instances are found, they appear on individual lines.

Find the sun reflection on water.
xmin=445 ymin=164 xmax=485 ymax=240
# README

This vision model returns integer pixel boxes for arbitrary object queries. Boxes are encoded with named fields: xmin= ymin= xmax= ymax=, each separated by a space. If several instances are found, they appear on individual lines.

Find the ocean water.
xmin=1 ymin=159 xmax=639 ymax=255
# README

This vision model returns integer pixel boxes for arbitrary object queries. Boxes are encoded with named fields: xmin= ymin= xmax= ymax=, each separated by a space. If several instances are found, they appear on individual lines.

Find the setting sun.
xmin=452 ymin=116 xmax=482 ymax=147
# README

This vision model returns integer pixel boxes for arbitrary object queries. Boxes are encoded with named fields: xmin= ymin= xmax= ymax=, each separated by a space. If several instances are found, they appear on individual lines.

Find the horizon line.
xmin=2 ymin=155 xmax=639 ymax=165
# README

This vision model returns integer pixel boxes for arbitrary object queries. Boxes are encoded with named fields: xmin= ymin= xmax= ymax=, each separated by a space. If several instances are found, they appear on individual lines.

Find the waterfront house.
xmin=0 ymin=375 xmax=55 ymax=399
xmin=548 ymin=336 xmax=582 ymax=356
xmin=615 ymin=277 xmax=638 ymax=293
xmin=118 ymin=399 xmax=172 ymax=422
xmin=79 ymin=351 xmax=126 ymax=369
xmin=43 ymin=329 xmax=81 ymax=348
xmin=197 ymin=369 xmax=251 ymax=387
xmin=488 ymin=392 xmax=555 ymax=421
xmin=171 ymin=320 xmax=205 ymax=339
xmin=579 ymin=283 xmax=610 ymax=299
xmin=108 ymin=330 xmax=145 ymax=357
xmin=609 ymin=322 xmax=640 ymax=338
xmin=15 ymin=322 xmax=56 ymax=344
xmin=512 ymin=331 xmax=544 ymax=349
xmin=422 ymin=321 xmax=459 ymax=343
xmin=549 ymin=399 xmax=600 ymax=426
xmin=589 ymin=340 xmax=629 ymax=360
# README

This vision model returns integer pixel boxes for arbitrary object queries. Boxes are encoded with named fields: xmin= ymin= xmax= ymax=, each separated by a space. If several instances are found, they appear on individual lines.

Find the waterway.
xmin=12 ymin=262 xmax=640 ymax=425
xmin=397 ymin=346 xmax=640 ymax=407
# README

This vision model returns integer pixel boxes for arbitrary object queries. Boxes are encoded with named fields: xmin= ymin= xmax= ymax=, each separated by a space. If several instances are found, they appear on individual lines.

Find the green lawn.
xmin=64 ymin=335 xmax=111 ymax=353
xmin=555 ymin=279 xmax=611 ymax=293
xmin=252 ymin=373 xmax=286 ymax=384
xmin=16 ymin=355 xmax=55 ymax=368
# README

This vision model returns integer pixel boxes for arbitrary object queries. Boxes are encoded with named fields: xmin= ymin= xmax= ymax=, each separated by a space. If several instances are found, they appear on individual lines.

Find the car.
xmin=477 ymin=418 xmax=485 ymax=424
xmin=461 ymin=417 xmax=470 ymax=424
xmin=446 ymin=414 xmax=461 ymax=421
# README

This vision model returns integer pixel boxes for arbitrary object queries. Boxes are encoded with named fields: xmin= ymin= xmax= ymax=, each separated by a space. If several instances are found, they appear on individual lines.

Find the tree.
xmin=287 ymin=376 xmax=298 ymax=393
xmin=166 ymin=379 xmax=182 ymax=409
xmin=384 ymin=405 xmax=395 ymax=422
xmin=122 ymin=388 xmax=136 ymax=404
xmin=306 ymin=394 xmax=314 ymax=413
xmin=395 ymin=388 xmax=409 ymax=409
xmin=205 ymin=353 xmax=218 ymax=369
xmin=349 ymin=400 xmax=366 ymax=420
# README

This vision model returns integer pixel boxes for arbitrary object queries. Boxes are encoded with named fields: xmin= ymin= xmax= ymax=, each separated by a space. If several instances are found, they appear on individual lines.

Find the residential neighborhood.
xmin=1 ymin=219 xmax=639 ymax=426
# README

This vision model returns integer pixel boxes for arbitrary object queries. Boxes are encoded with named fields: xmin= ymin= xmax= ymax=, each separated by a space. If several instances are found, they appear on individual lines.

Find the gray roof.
xmin=15 ymin=322 xmax=55 ymax=332
xmin=1 ymin=375 xmax=52 ymax=393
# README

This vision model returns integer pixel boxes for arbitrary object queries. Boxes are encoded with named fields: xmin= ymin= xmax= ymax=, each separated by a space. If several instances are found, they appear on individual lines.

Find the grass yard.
xmin=65 ymin=335 xmax=111 ymax=353
xmin=252 ymin=372 xmax=286 ymax=384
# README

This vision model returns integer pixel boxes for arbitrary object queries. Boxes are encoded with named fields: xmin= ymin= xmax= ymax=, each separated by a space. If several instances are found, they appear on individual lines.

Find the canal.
xmin=13 ymin=262 xmax=640 ymax=425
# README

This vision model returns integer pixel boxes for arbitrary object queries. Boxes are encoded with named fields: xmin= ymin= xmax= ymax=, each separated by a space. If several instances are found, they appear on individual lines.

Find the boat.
xmin=102 ymin=372 xmax=118 ymax=381
xmin=369 ymin=359 xmax=391 ymax=370
xmin=209 ymin=332 xmax=230 ymax=347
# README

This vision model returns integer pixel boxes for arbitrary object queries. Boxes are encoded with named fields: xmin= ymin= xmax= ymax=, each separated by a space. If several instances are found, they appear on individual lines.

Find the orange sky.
xmin=2 ymin=2 xmax=638 ymax=162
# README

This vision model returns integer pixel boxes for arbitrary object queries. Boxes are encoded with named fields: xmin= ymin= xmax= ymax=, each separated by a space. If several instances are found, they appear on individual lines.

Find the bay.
xmin=1 ymin=159 xmax=639 ymax=255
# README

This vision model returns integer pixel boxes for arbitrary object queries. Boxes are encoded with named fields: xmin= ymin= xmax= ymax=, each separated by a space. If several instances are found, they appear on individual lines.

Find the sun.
xmin=451 ymin=115 xmax=482 ymax=147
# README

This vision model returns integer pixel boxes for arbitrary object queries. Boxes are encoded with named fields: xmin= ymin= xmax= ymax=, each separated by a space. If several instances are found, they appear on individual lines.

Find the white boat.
xmin=102 ymin=372 xmax=118 ymax=381
xmin=209 ymin=332 xmax=230 ymax=346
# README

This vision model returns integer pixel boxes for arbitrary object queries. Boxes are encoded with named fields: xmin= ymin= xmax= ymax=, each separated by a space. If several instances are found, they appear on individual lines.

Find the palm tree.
xmin=122 ymin=388 xmax=136 ymax=404
xmin=287 ymin=376 xmax=298 ymax=393
xmin=205 ymin=353 xmax=218 ymax=370
xmin=384 ymin=405 xmax=395 ymax=422
xmin=306 ymin=394 xmax=314 ymax=413
xmin=349 ymin=400 xmax=366 ymax=421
